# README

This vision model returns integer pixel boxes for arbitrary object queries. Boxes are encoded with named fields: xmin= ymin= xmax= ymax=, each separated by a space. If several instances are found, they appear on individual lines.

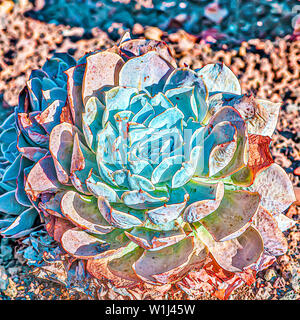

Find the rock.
xmin=132 ymin=23 xmax=144 ymax=35
xmin=7 ymin=266 xmax=21 ymax=276
xmin=0 ymin=0 xmax=14 ymax=15
xmin=280 ymin=290 xmax=298 ymax=300
xmin=144 ymin=26 xmax=163 ymax=41
xmin=291 ymin=269 xmax=300 ymax=292
xmin=0 ymin=266 xmax=8 ymax=291
xmin=204 ymin=2 xmax=228 ymax=24
xmin=273 ymin=277 xmax=286 ymax=289
xmin=256 ymin=287 xmax=271 ymax=300
xmin=264 ymin=269 xmax=277 ymax=281
xmin=3 ymin=278 xmax=18 ymax=299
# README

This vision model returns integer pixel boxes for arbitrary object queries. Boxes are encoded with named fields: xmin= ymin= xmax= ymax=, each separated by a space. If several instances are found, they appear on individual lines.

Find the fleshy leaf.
xmin=200 ymin=189 xmax=260 ymax=241
xmin=49 ymin=122 xmax=77 ymax=184
xmin=0 ymin=190 xmax=24 ymax=215
xmin=230 ymin=134 xmax=274 ymax=187
xmin=82 ymin=51 xmax=124 ymax=104
xmin=119 ymin=32 xmax=131 ymax=45
xmin=121 ymin=189 xmax=168 ymax=209
xmin=128 ymin=173 xmax=155 ymax=192
xmin=39 ymin=191 xmax=66 ymax=218
xmin=16 ymin=156 xmax=34 ymax=207
xmin=119 ymin=51 xmax=174 ymax=96
xmin=98 ymin=196 xmax=143 ymax=229
xmin=61 ymin=191 xmax=114 ymax=234
xmin=147 ymin=195 xmax=188 ymax=225
xmin=86 ymin=170 xmax=119 ymax=202
xmin=196 ymin=225 xmax=263 ymax=272
xmin=125 ymin=227 xmax=186 ymax=251
xmin=65 ymin=64 xmax=85 ymax=128
xmin=61 ymin=228 xmax=111 ymax=259
xmin=148 ymin=107 xmax=184 ymax=129
xmin=151 ymin=155 xmax=184 ymax=185
xmin=172 ymin=146 xmax=202 ymax=188
xmin=253 ymin=206 xmax=288 ymax=256
xmin=17 ymin=132 xmax=48 ymax=162
xmin=108 ymin=245 xmax=144 ymax=283
xmin=275 ymin=214 xmax=296 ymax=232
xmin=165 ymin=86 xmax=207 ymax=123
xmin=2 ymin=154 xmax=21 ymax=183
xmin=1 ymin=208 xmax=38 ymax=238
xmin=206 ymin=93 xmax=259 ymax=123
xmin=82 ymin=96 xmax=104 ymax=151
xmin=70 ymin=132 xmax=97 ymax=194
xmin=209 ymin=141 xmax=237 ymax=177
xmin=133 ymin=237 xmax=202 ymax=284
xmin=183 ymin=181 xmax=224 ymax=223
xmin=119 ymin=38 xmax=177 ymax=67
xmin=87 ymin=241 xmax=140 ymax=287
xmin=248 ymin=99 xmax=281 ymax=137
xmin=206 ymin=94 xmax=280 ymax=137
xmin=25 ymin=155 xmax=63 ymax=201
xmin=207 ymin=107 xmax=247 ymax=178
xmin=164 ymin=67 xmax=207 ymax=99
xmin=248 ymin=164 xmax=296 ymax=215
xmin=17 ymin=112 xmax=48 ymax=147
xmin=41 ymin=88 xmax=67 ymax=111
xmin=26 ymin=78 xmax=42 ymax=111
xmin=197 ymin=63 xmax=241 ymax=95
xmin=34 ymin=100 xmax=65 ymax=134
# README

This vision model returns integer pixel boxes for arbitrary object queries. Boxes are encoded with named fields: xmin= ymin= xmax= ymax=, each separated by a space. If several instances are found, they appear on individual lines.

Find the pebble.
xmin=0 ymin=267 xmax=8 ymax=291
xmin=264 ymin=269 xmax=277 ymax=281
xmin=256 ymin=287 xmax=271 ymax=300
xmin=280 ymin=290 xmax=297 ymax=300
xmin=273 ymin=277 xmax=286 ymax=289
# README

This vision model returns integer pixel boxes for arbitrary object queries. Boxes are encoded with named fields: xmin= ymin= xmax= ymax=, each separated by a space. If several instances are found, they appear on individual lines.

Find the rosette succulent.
xmin=0 ymin=34 xmax=296 ymax=299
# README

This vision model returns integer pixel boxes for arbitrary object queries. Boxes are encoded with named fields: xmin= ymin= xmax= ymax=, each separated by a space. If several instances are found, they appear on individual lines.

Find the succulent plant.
xmin=0 ymin=53 xmax=76 ymax=238
xmin=0 ymin=34 xmax=296 ymax=299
